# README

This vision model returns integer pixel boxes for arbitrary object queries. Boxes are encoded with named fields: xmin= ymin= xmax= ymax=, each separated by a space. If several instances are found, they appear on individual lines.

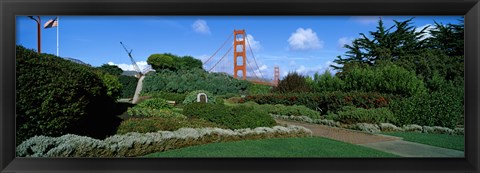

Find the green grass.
xmin=382 ymin=132 xmax=464 ymax=151
xmin=144 ymin=137 xmax=399 ymax=158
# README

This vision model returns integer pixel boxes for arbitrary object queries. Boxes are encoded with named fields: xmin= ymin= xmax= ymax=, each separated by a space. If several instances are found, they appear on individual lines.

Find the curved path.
xmin=276 ymin=119 xmax=464 ymax=157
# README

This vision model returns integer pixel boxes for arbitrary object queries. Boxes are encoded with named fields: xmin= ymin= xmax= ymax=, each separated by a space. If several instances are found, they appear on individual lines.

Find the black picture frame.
xmin=1 ymin=0 xmax=479 ymax=172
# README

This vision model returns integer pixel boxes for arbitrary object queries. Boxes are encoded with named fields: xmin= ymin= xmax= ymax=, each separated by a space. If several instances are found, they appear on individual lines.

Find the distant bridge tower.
xmin=274 ymin=66 xmax=280 ymax=86
xmin=233 ymin=29 xmax=247 ymax=80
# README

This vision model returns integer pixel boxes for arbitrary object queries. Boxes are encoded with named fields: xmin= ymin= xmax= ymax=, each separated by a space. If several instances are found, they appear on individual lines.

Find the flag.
xmin=44 ymin=17 xmax=58 ymax=29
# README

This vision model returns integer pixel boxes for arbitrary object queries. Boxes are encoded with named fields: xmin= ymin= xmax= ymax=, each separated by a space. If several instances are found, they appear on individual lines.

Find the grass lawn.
xmin=144 ymin=137 xmax=399 ymax=158
xmin=381 ymin=132 xmax=464 ymax=151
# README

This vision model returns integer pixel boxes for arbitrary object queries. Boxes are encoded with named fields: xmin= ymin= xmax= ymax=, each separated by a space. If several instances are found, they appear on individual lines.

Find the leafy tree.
xmin=311 ymin=70 xmax=345 ymax=92
xmin=179 ymin=56 xmax=203 ymax=70
xmin=427 ymin=19 xmax=464 ymax=57
xmin=147 ymin=53 xmax=176 ymax=71
xmin=272 ymin=72 xmax=311 ymax=93
xmin=96 ymin=64 xmax=123 ymax=76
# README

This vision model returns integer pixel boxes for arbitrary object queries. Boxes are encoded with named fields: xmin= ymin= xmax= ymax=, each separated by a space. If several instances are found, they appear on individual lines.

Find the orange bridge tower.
xmin=233 ymin=29 xmax=247 ymax=80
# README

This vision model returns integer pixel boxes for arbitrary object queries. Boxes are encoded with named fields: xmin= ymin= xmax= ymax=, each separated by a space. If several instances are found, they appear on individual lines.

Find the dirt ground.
xmin=275 ymin=119 xmax=401 ymax=144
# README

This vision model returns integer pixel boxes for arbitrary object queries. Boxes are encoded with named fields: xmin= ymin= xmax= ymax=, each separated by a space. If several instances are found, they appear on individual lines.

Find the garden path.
xmin=275 ymin=119 xmax=464 ymax=157
xmin=275 ymin=119 xmax=401 ymax=144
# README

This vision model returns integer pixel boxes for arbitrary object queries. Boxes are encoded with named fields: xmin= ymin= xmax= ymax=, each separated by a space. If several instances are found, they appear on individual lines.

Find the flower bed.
xmin=17 ymin=125 xmax=312 ymax=157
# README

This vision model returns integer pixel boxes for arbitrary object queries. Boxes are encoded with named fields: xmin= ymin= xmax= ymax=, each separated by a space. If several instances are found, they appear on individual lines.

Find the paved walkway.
xmin=275 ymin=119 xmax=464 ymax=157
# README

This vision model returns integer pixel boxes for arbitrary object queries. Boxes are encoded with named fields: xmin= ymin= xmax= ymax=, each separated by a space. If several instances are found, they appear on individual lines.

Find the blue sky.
xmin=16 ymin=16 xmax=462 ymax=80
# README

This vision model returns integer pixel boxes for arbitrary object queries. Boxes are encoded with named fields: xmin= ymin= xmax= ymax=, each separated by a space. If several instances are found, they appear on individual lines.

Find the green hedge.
xmin=255 ymin=104 xmax=321 ymax=119
xmin=147 ymin=91 xmax=187 ymax=104
xmin=116 ymin=117 xmax=222 ymax=134
xmin=16 ymin=45 xmax=118 ymax=145
xmin=333 ymin=106 xmax=397 ymax=124
xmin=142 ymin=69 xmax=250 ymax=95
xmin=245 ymin=91 xmax=393 ymax=115
xmin=118 ymin=75 xmax=138 ymax=98
xmin=183 ymin=103 xmax=276 ymax=129
xmin=136 ymin=98 xmax=173 ymax=110
xmin=183 ymin=90 xmax=216 ymax=104
xmin=127 ymin=107 xmax=186 ymax=119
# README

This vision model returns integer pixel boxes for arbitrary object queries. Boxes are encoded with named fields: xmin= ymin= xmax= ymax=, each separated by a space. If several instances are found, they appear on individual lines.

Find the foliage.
xmin=341 ymin=63 xmax=427 ymax=97
xmin=16 ymin=45 xmax=118 ymax=145
xmin=245 ymin=91 xmax=392 ymax=115
xmin=334 ymin=106 xmax=397 ymax=124
xmin=248 ymin=84 xmax=272 ymax=95
xmin=272 ymin=72 xmax=311 ymax=93
xmin=256 ymin=104 xmax=321 ymax=119
xmin=93 ymin=70 xmax=123 ymax=100
xmin=136 ymin=98 xmax=173 ymax=110
xmin=127 ymin=107 xmax=186 ymax=119
xmin=389 ymin=85 xmax=463 ymax=128
xmin=310 ymin=70 xmax=345 ymax=92
xmin=17 ymin=125 xmax=312 ymax=157
xmin=147 ymin=91 xmax=187 ymax=104
xmin=147 ymin=53 xmax=203 ymax=71
xmin=116 ymin=117 xmax=220 ymax=134
xmin=118 ymin=75 xmax=138 ymax=98
xmin=142 ymin=68 xmax=250 ymax=95
xmin=183 ymin=103 xmax=276 ymax=129
xmin=182 ymin=90 xmax=217 ymax=104
xmin=96 ymin=64 xmax=123 ymax=76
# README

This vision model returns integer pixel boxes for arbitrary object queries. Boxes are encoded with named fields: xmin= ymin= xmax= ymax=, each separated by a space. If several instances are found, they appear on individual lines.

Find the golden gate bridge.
xmin=202 ymin=29 xmax=280 ymax=86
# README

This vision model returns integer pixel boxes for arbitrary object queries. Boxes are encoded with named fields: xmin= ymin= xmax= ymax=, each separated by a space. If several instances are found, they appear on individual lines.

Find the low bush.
xmin=389 ymin=89 xmax=463 ymax=129
xmin=127 ymin=107 xmax=186 ymax=119
xmin=257 ymin=104 xmax=321 ymax=119
xmin=136 ymin=98 xmax=172 ymax=110
xmin=245 ymin=91 xmax=392 ymax=115
xmin=147 ymin=91 xmax=186 ymax=105
xmin=116 ymin=117 xmax=221 ymax=134
xmin=183 ymin=103 xmax=276 ymax=129
xmin=271 ymin=114 xmax=340 ymax=127
xmin=118 ymin=75 xmax=138 ymax=98
xmin=334 ymin=106 xmax=397 ymax=124
xmin=17 ymin=125 xmax=312 ymax=157
xmin=350 ymin=123 xmax=381 ymax=133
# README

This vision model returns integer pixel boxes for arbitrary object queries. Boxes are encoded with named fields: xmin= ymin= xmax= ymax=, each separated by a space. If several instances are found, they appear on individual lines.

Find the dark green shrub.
xmin=96 ymin=64 xmax=123 ymax=76
xmin=183 ymin=103 xmax=276 ymax=129
xmin=118 ymin=75 xmax=138 ymax=98
xmin=248 ymin=84 xmax=272 ymax=95
xmin=272 ymin=72 xmax=311 ymax=93
xmin=257 ymin=104 xmax=321 ymax=119
xmin=116 ymin=117 xmax=222 ymax=134
xmin=127 ymin=107 xmax=185 ymax=119
xmin=142 ymin=69 xmax=249 ymax=95
xmin=148 ymin=91 xmax=187 ymax=104
xmin=16 ymin=45 xmax=118 ymax=145
xmin=136 ymin=98 xmax=172 ymax=110
xmin=389 ymin=88 xmax=463 ymax=129
xmin=310 ymin=70 xmax=345 ymax=92
xmin=342 ymin=64 xmax=427 ymax=97
xmin=245 ymin=91 xmax=392 ymax=115
xmin=334 ymin=106 xmax=397 ymax=124
xmin=93 ymin=71 xmax=122 ymax=100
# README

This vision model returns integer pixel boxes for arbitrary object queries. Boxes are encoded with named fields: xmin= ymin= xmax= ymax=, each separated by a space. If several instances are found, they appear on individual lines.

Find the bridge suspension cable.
xmin=209 ymin=46 xmax=233 ymax=72
xmin=245 ymin=32 xmax=264 ymax=80
xmin=203 ymin=33 xmax=234 ymax=65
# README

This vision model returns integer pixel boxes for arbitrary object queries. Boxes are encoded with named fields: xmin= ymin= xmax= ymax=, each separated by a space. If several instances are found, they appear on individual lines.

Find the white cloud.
xmin=338 ymin=37 xmax=354 ymax=49
xmin=415 ymin=24 xmax=435 ymax=40
xmin=288 ymin=28 xmax=323 ymax=51
xmin=107 ymin=61 xmax=154 ymax=73
xmin=245 ymin=34 xmax=262 ymax=51
xmin=192 ymin=19 xmax=210 ymax=34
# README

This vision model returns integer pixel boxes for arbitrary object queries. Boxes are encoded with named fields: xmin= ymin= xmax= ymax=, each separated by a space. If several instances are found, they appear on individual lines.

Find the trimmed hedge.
xmin=16 ymin=45 xmax=118 ymax=145
xmin=245 ymin=91 xmax=392 ymax=115
xmin=136 ymin=98 xmax=173 ymax=110
xmin=334 ymin=106 xmax=397 ymax=124
xmin=127 ymin=107 xmax=186 ymax=119
xmin=118 ymin=75 xmax=138 ymax=98
xmin=255 ymin=104 xmax=321 ymax=120
xmin=147 ymin=91 xmax=187 ymax=105
xmin=183 ymin=103 xmax=276 ymax=129
xmin=17 ymin=125 xmax=312 ymax=157
xmin=116 ymin=117 xmax=221 ymax=134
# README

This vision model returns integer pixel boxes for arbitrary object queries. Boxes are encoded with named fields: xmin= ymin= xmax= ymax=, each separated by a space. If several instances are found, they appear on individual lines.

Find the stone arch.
xmin=197 ymin=93 xmax=208 ymax=103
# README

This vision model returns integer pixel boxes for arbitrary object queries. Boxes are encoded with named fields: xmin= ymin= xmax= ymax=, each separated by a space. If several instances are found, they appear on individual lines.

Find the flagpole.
xmin=56 ymin=16 xmax=59 ymax=57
